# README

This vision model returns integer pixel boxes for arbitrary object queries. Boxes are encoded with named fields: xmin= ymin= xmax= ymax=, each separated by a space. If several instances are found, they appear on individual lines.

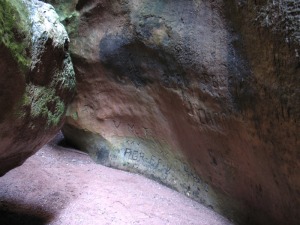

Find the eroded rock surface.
xmin=0 ymin=0 xmax=75 ymax=175
xmin=45 ymin=0 xmax=299 ymax=224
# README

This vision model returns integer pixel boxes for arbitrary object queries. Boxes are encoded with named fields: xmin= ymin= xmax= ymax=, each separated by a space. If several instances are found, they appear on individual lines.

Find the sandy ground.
xmin=0 ymin=134 xmax=232 ymax=225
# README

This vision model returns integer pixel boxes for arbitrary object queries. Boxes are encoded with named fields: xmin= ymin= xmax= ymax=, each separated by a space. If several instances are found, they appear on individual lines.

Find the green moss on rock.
xmin=26 ymin=85 xmax=65 ymax=127
xmin=53 ymin=56 xmax=76 ymax=90
xmin=0 ymin=0 xmax=31 ymax=71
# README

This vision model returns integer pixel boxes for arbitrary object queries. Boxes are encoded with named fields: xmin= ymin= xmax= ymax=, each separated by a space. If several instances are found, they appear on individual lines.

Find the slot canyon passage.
xmin=0 ymin=0 xmax=299 ymax=225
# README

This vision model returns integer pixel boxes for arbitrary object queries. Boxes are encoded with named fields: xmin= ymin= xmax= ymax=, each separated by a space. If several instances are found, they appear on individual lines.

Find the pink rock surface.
xmin=0 ymin=135 xmax=232 ymax=225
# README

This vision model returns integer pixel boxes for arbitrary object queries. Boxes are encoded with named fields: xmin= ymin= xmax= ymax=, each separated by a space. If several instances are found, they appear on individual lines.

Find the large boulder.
xmin=46 ymin=0 xmax=299 ymax=224
xmin=0 ymin=0 xmax=75 ymax=175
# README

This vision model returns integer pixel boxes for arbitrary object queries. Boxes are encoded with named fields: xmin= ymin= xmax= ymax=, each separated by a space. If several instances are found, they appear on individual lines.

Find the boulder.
xmin=47 ymin=0 xmax=299 ymax=224
xmin=0 ymin=0 xmax=75 ymax=175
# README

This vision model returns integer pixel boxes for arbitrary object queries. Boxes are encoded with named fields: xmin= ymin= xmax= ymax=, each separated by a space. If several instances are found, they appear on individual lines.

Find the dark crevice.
xmin=50 ymin=131 xmax=81 ymax=151
xmin=56 ymin=138 xmax=81 ymax=151
xmin=76 ymin=0 xmax=93 ymax=11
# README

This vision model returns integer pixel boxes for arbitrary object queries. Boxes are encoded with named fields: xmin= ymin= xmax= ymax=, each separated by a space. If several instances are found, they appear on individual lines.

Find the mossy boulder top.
xmin=0 ymin=0 xmax=75 ymax=175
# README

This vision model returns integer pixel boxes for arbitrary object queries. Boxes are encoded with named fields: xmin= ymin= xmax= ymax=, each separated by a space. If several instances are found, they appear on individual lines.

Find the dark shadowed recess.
xmin=76 ymin=0 xmax=94 ymax=11
xmin=0 ymin=200 xmax=54 ymax=225
xmin=51 ymin=131 xmax=82 ymax=154
xmin=56 ymin=135 xmax=80 ymax=150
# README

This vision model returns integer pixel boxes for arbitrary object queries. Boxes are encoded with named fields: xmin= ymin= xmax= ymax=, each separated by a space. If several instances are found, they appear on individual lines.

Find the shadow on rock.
xmin=0 ymin=200 xmax=54 ymax=225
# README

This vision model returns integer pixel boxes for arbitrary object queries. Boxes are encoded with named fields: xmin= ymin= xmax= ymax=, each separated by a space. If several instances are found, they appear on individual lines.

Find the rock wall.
xmin=45 ymin=0 xmax=299 ymax=224
xmin=0 ymin=0 xmax=75 ymax=175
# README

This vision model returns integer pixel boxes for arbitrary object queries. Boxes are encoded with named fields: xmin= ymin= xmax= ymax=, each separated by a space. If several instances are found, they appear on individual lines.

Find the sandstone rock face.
xmin=47 ymin=0 xmax=299 ymax=224
xmin=0 ymin=0 xmax=75 ymax=175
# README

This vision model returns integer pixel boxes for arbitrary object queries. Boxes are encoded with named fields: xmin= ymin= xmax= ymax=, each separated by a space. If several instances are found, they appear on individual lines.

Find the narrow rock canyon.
xmin=0 ymin=0 xmax=299 ymax=225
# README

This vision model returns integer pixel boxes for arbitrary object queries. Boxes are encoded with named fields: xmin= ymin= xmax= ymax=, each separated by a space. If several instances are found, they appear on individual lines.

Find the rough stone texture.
xmin=0 ymin=134 xmax=232 ymax=225
xmin=0 ymin=0 xmax=75 ymax=175
xmin=45 ymin=0 xmax=299 ymax=224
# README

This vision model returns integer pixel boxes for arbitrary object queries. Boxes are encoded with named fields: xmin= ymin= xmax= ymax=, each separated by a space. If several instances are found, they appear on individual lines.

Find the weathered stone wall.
xmin=44 ymin=0 xmax=299 ymax=224
xmin=223 ymin=0 xmax=300 ymax=224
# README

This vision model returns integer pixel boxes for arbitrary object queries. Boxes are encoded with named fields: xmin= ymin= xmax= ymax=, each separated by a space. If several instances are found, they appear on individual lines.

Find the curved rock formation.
xmin=0 ymin=0 xmax=75 ymax=175
xmin=46 ymin=0 xmax=299 ymax=224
